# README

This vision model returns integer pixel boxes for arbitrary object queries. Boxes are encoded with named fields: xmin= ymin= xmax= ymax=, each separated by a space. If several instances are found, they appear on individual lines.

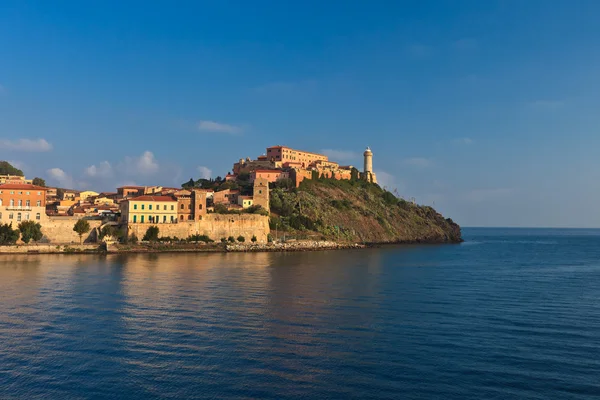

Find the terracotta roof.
xmin=0 ymin=183 xmax=47 ymax=190
xmin=127 ymin=195 xmax=176 ymax=202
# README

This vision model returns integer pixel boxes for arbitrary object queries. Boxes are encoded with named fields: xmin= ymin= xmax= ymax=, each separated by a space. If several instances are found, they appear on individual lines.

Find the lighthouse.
xmin=362 ymin=147 xmax=377 ymax=183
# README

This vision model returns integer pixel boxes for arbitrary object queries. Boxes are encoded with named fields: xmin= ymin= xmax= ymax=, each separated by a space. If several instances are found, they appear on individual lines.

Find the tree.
xmin=228 ymin=236 xmax=235 ymax=243
xmin=18 ymin=221 xmax=43 ymax=244
xmin=32 ymin=177 xmax=46 ymax=187
xmin=182 ymin=178 xmax=195 ymax=189
xmin=251 ymin=235 xmax=257 ymax=243
xmin=0 ymin=223 xmax=20 ymax=245
xmin=142 ymin=226 xmax=160 ymax=242
xmin=0 ymin=161 xmax=24 ymax=176
xmin=73 ymin=219 xmax=91 ymax=244
xmin=57 ymin=188 xmax=65 ymax=199
xmin=237 ymin=235 xmax=245 ymax=243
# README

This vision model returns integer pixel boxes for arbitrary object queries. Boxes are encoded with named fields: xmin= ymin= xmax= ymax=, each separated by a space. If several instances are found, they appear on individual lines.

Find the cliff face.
xmin=269 ymin=179 xmax=462 ymax=244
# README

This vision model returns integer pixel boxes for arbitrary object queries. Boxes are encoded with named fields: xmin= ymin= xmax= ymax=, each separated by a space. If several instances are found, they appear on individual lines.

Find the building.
xmin=266 ymin=146 xmax=328 ymax=168
xmin=119 ymin=195 xmax=178 ymax=224
xmin=361 ymin=147 xmax=377 ymax=184
xmin=213 ymin=189 xmax=240 ymax=205
xmin=0 ymin=175 xmax=33 ymax=185
xmin=253 ymin=177 xmax=269 ymax=211
xmin=79 ymin=191 xmax=99 ymax=202
xmin=237 ymin=196 xmax=254 ymax=209
xmin=0 ymin=183 xmax=47 ymax=223
xmin=173 ymin=189 xmax=208 ymax=222
xmin=250 ymin=169 xmax=289 ymax=183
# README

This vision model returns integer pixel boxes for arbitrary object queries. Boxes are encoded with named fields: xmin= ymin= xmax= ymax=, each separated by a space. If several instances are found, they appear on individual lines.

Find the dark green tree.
xmin=251 ymin=235 xmax=257 ymax=243
xmin=0 ymin=223 xmax=20 ymax=245
xmin=0 ymin=161 xmax=24 ymax=176
xmin=236 ymin=235 xmax=245 ymax=243
xmin=73 ymin=219 xmax=91 ymax=244
xmin=142 ymin=226 xmax=160 ymax=242
xmin=18 ymin=220 xmax=43 ymax=244
xmin=32 ymin=177 xmax=46 ymax=187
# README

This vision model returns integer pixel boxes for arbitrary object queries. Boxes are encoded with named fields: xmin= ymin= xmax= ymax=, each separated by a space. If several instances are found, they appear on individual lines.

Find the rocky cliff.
xmin=269 ymin=178 xmax=462 ymax=244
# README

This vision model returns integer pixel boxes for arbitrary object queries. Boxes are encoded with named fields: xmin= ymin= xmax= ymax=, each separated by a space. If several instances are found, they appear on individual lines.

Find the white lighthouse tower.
xmin=362 ymin=147 xmax=377 ymax=183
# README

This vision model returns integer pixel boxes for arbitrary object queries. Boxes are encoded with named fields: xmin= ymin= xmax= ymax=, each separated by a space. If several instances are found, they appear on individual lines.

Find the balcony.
xmin=6 ymin=205 xmax=33 ymax=211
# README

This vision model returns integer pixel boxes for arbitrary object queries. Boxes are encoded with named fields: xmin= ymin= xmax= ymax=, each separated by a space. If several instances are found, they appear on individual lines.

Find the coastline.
xmin=0 ymin=237 xmax=462 ymax=256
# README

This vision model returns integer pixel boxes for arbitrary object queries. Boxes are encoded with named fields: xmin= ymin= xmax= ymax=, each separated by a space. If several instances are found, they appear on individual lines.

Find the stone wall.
xmin=41 ymin=217 xmax=103 ymax=244
xmin=0 ymin=244 xmax=101 ymax=254
xmin=126 ymin=214 xmax=270 ymax=243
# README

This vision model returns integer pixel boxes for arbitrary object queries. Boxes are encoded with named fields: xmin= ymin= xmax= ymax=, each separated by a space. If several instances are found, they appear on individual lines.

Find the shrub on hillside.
xmin=142 ymin=226 xmax=160 ymax=242
xmin=0 ymin=223 xmax=20 ymax=245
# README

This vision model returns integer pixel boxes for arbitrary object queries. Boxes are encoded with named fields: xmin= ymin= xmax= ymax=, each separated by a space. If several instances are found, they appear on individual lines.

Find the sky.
xmin=2 ymin=0 xmax=600 ymax=227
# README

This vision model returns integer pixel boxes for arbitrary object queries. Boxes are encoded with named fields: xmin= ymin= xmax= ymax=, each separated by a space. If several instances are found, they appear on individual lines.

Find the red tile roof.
xmin=0 ymin=183 xmax=47 ymax=190
xmin=127 ymin=195 xmax=176 ymax=202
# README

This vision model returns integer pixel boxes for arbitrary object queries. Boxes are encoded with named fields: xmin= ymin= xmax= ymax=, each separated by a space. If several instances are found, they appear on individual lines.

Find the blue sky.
xmin=2 ymin=0 xmax=600 ymax=227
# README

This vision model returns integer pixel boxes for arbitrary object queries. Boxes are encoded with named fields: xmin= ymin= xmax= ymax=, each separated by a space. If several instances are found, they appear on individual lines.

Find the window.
xmin=10 ymin=199 xmax=14 ymax=206
xmin=18 ymin=191 xmax=22 ymax=195
xmin=17 ymin=213 xmax=21 ymax=222
xmin=36 ymin=213 xmax=40 ymax=220
xmin=188 ymin=215 xmax=192 ymax=220
xmin=37 ymin=200 xmax=41 ymax=207
xmin=37 ymin=191 xmax=41 ymax=195
xmin=18 ymin=200 xmax=22 ymax=206
xmin=10 ymin=191 xmax=14 ymax=195
xmin=26 ymin=200 xmax=30 ymax=207
xmin=149 ymin=204 xmax=153 ymax=210
xmin=180 ymin=215 xmax=184 ymax=221
xmin=141 ymin=204 xmax=145 ymax=210
xmin=188 ymin=204 xmax=191 ymax=210
xmin=26 ymin=192 xmax=30 ymax=195
xmin=171 ymin=205 xmax=174 ymax=211
xmin=141 ymin=215 xmax=144 ymax=223
xmin=198 ymin=204 xmax=203 ymax=210
xmin=163 ymin=205 xmax=167 ymax=210
xmin=180 ymin=204 xmax=184 ymax=209
xmin=133 ymin=215 xmax=137 ymax=223
xmin=171 ymin=216 xmax=174 ymax=223
xmin=25 ymin=213 xmax=29 ymax=220
xmin=163 ymin=215 xmax=167 ymax=223
xmin=134 ymin=204 xmax=138 ymax=210
xmin=9 ymin=213 xmax=13 ymax=219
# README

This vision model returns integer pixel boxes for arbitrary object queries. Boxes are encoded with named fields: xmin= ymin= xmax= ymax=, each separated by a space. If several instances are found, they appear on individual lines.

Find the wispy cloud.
xmin=454 ymin=137 xmax=473 ymax=145
xmin=0 ymin=138 xmax=52 ymax=152
xmin=123 ymin=151 xmax=159 ymax=176
xmin=47 ymin=168 xmax=75 ymax=189
xmin=527 ymin=100 xmax=565 ymax=110
xmin=85 ymin=161 xmax=113 ymax=178
xmin=197 ymin=166 xmax=212 ymax=180
xmin=404 ymin=157 xmax=433 ymax=168
xmin=321 ymin=149 xmax=360 ymax=162
xmin=198 ymin=120 xmax=243 ymax=134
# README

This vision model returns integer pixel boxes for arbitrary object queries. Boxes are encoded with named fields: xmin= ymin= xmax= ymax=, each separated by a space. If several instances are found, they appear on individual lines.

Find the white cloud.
xmin=124 ymin=151 xmax=159 ymax=176
xmin=404 ymin=157 xmax=433 ymax=168
xmin=0 ymin=138 xmax=52 ymax=152
xmin=454 ymin=137 xmax=473 ymax=145
xmin=47 ymin=167 xmax=75 ymax=189
xmin=321 ymin=149 xmax=359 ymax=162
xmin=198 ymin=120 xmax=242 ymax=134
xmin=463 ymin=188 xmax=513 ymax=203
xmin=197 ymin=166 xmax=212 ymax=180
xmin=85 ymin=161 xmax=113 ymax=178
xmin=527 ymin=100 xmax=565 ymax=109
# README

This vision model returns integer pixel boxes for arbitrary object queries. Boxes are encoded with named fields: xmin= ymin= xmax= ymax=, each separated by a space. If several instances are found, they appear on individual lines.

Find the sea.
xmin=1 ymin=228 xmax=599 ymax=399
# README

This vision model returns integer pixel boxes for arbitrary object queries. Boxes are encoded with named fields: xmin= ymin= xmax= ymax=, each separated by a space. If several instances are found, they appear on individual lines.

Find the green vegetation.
xmin=0 ymin=161 xmax=24 ymax=176
xmin=212 ymin=204 xmax=269 ymax=215
xmin=227 ymin=236 xmax=235 ymax=243
xmin=237 ymin=235 xmax=245 ymax=243
xmin=187 ymin=234 xmax=214 ymax=243
xmin=268 ymin=178 xmax=461 ymax=243
xmin=73 ymin=219 xmax=90 ymax=244
xmin=32 ymin=177 xmax=46 ymax=187
xmin=0 ymin=223 xmax=20 ymax=245
xmin=142 ymin=226 xmax=160 ymax=242
xmin=18 ymin=221 xmax=43 ymax=244
xmin=251 ymin=235 xmax=257 ymax=243
xmin=99 ymin=225 xmax=123 ymax=241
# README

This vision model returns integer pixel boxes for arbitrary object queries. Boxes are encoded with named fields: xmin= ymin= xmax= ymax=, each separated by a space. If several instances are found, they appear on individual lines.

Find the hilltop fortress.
xmin=233 ymin=145 xmax=377 ymax=186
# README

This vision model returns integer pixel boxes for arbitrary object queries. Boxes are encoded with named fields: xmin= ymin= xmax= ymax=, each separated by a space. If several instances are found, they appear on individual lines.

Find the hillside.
xmin=269 ymin=178 xmax=462 ymax=244
xmin=0 ymin=161 xmax=24 ymax=176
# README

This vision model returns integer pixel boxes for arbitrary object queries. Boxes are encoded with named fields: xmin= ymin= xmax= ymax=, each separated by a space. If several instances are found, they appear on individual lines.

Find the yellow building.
xmin=79 ymin=191 xmax=99 ymax=201
xmin=237 ymin=195 xmax=254 ymax=209
xmin=120 ymin=195 xmax=178 ymax=224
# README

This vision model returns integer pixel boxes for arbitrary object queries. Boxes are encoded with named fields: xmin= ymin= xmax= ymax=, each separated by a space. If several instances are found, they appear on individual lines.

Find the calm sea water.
xmin=1 ymin=228 xmax=600 ymax=399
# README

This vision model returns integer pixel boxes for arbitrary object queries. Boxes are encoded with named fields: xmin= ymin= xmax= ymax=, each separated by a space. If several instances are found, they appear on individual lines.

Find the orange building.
xmin=0 ymin=183 xmax=47 ymax=223
xmin=250 ymin=169 xmax=289 ymax=183
xmin=266 ymin=146 xmax=328 ymax=168
xmin=213 ymin=189 xmax=239 ymax=205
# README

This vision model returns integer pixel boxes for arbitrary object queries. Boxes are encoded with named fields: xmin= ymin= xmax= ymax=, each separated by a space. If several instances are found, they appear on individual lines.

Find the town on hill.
xmin=1 ymin=145 xmax=433 ymax=249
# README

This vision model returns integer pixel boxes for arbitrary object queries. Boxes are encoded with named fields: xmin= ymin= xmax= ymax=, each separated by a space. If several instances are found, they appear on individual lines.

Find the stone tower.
xmin=362 ymin=147 xmax=377 ymax=184
xmin=253 ymin=177 xmax=270 ymax=212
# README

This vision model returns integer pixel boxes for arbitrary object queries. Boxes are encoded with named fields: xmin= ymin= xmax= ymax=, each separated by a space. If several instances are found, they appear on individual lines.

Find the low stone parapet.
xmin=225 ymin=240 xmax=364 ymax=252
